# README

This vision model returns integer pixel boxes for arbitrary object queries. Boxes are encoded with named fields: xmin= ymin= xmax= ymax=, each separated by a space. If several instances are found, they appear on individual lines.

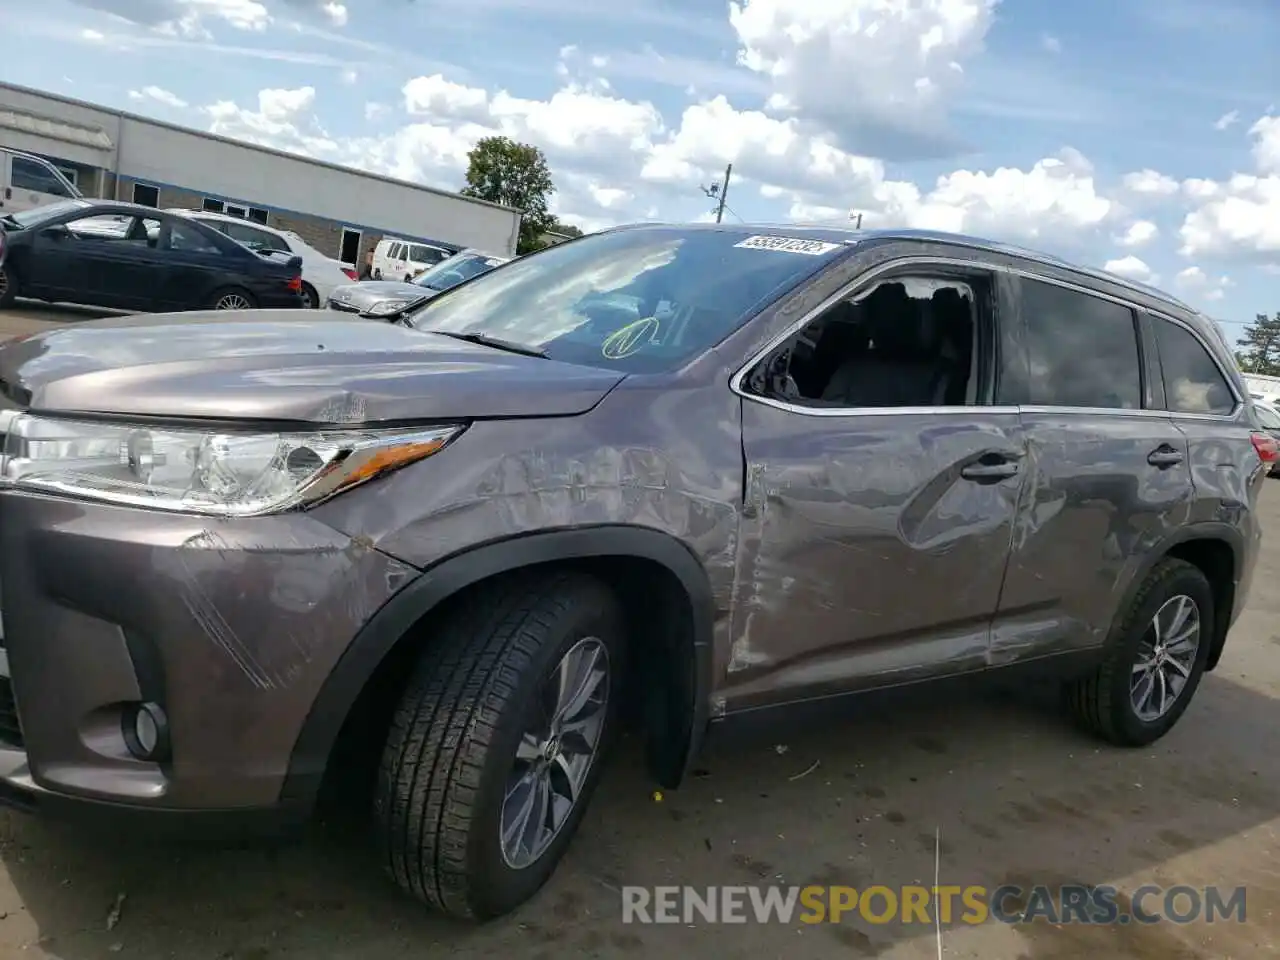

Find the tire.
xmin=209 ymin=287 xmax=256 ymax=311
xmin=0 ymin=262 xmax=18 ymax=309
xmin=1065 ymin=558 xmax=1214 ymax=747
xmin=373 ymin=268 xmax=383 ymax=280
xmin=301 ymin=282 xmax=319 ymax=309
xmin=374 ymin=571 xmax=626 ymax=921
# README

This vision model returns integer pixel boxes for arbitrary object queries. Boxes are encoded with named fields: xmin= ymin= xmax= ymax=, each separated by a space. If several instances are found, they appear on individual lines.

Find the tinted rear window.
xmin=408 ymin=228 xmax=849 ymax=372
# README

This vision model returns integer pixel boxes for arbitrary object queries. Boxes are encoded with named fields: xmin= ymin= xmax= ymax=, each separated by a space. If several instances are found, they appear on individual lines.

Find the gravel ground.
xmin=0 ymin=303 xmax=1277 ymax=959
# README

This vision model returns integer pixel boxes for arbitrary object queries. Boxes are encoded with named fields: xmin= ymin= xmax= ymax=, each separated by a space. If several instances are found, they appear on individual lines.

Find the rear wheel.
xmin=210 ymin=287 xmax=256 ymax=310
xmin=374 ymin=572 xmax=625 ymax=921
xmin=1065 ymin=558 xmax=1213 ymax=746
xmin=0 ymin=263 xmax=18 ymax=308
xmin=300 ymin=282 xmax=319 ymax=309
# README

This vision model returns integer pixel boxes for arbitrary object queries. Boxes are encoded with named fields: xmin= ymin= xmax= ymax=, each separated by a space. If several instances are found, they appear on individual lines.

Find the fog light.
xmin=122 ymin=702 xmax=170 ymax=762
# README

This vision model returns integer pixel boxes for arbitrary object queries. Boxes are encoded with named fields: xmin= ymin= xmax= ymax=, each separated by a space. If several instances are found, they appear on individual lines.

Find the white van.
xmin=1 ymin=149 xmax=82 ymax=214
xmin=1242 ymin=372 xmax=1280 ymax=407
xmin=370 ymin=237 xmax=454 ymax=281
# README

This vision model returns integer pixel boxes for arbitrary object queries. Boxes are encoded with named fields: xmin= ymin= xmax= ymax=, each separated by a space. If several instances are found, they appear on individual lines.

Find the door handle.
xmin=961 ymin=457 xmax=1020 ymax=483
xmin=1147 ymin=445 xmax=1184 ymax=467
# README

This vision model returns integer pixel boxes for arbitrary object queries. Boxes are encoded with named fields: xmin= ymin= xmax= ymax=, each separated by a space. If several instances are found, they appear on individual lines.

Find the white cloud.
xmin=80 ymin=27 xmax=105 ymax=41
xmin=1123 ymin=168 xmax=1180 ymax=196
xmin=1251 ymin=115 xmax=1280 ymax=174
xmin=340 ymin=67 xmax=358 ymax=85
xmin=1214 ymin=109 xmax=1240 ymax=131
xmin=1104 ymin=255 xmax=1157 ymax=284
xmin=1116 ymin=219 xmax=1158 ymax=247
xmin=320 ymin=1 xmax=346 ymax=26
xmin=1178 ymin=114 xmax=1280 ymax=261
xmin=1174 ymin=265 xmax=1233 ymax=302
xmin=1041 ymin=33 xmax=1061 ymax=53
xmin=70 ymin=0 xmax=346 ymax=36
xmin=199 ymin=73 xmax=1124 ymax=247
xmin=128 ymin=85 xmax=188 ymax=108
xmin=727 ymin=0 xmax=998 ymax=154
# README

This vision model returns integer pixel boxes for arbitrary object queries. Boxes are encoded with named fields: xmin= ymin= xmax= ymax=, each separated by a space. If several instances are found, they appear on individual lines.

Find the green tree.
xmin=1237 ymin=312 xmax=1280 ymax=375
xmin=549 ymin=220 xmax=583 ymax=238
xmin=461 ymin=136 xmax=555 ymax=254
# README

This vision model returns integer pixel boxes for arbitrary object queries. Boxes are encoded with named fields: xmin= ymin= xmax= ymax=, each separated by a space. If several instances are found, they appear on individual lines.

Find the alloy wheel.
xmin=1130 ymin=593 xmax=1201 ymax=722
xmin=215 ymin=293 xmax=251 ymax=310
xmin=499 ymin=637 xmax=610 ymax=870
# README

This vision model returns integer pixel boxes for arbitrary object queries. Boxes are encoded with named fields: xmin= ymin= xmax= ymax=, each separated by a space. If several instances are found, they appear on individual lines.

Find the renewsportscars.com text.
xmin=621 ymin=884 xmax=1247 ymax=926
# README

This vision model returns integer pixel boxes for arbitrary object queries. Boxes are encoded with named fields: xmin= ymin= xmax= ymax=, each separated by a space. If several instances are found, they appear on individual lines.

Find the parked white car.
xmin=167 ymin=209 xmax=356 ymax=309
xmin=1 ymin=149 xmax=82 ymax=215
xmin=370 ymin=236 xmax=455 ymax=282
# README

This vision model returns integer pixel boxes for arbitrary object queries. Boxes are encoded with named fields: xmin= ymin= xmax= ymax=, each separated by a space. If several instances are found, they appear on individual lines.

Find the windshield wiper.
xmin=431 ymin=330 xmax=549 ymax=358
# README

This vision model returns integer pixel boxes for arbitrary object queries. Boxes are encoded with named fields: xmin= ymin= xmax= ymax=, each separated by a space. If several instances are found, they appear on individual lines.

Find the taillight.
xmin=341 ymin=267 xmax=358 ymax=280
xmin=286 ymin=275 xmax=302 ymax=293
xmin=1251 ymin=432 xmax=1279 ymax=463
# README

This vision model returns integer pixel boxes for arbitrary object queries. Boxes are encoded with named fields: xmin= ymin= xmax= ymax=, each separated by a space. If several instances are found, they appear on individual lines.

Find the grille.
xmin=0 ymin=678 xmax=22 ymax=748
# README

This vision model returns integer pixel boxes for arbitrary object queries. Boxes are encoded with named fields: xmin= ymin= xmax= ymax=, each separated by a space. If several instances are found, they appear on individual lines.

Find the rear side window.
xmin=1019 ymin=278 xmax=1142 ymax=409
xmin=1153 ymin=317 xmax=1236 ymax=415
xmin=388 ymin=242 xmax=402 ymax=259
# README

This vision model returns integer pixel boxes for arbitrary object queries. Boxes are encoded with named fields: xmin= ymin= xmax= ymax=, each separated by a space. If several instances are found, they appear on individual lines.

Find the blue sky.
xmin=9 ymin=0 xmax=1280 ymax=342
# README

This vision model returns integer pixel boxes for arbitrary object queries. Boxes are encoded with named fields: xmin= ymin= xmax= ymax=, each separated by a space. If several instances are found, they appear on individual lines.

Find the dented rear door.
xmin=724 ymin=396 xmax=1027 ymax=714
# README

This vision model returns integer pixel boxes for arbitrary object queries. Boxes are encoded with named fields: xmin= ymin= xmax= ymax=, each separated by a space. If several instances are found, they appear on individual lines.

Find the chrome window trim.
xmin=729 ymin=252 xmax=1242 ymax=421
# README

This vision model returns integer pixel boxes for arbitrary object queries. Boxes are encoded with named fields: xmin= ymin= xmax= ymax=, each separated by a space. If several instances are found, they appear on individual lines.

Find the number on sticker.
xmin=733 ymin=235 xmax=841 ymax=255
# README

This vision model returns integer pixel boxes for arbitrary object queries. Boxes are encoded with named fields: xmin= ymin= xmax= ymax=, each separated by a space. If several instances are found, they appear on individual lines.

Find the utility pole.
xmin=850 ymin=211 xmax=864 ymax=229
xmin=702 ymin=163 xmax=733 ymax=223
xmin=715 ymin=163 xmax=732 ymax=223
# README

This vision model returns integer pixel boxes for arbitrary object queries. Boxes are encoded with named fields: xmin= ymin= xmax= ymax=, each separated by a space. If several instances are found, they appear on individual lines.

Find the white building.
xmin=0 ymin=81 xmax=522 ymax=264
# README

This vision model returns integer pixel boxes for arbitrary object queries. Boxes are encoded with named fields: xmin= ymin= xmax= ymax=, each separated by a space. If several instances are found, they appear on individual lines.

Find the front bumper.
xmin=0 ymin=491 xmax=416 ymax=823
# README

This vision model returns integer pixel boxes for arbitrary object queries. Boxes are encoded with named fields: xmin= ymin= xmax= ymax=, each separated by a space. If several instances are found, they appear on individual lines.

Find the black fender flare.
xmin=1112 ymin=522 xmax=1243 ymax=671
xmin=280 ymin=524 xmax=716 ymax=809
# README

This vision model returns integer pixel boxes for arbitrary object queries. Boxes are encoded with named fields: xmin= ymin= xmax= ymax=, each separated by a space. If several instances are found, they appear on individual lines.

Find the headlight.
xmin=366 ymin=299 xmax=415 ymax=316
xmin=0 ymin=415 xmax=462 ymax=517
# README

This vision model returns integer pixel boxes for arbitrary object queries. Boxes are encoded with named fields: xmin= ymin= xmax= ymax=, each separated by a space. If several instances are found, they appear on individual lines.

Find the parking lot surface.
xmin=0 ymin=304 xmax=1277 ymax=958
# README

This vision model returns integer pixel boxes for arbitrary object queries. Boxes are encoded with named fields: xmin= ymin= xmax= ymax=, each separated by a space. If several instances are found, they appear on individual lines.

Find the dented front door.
xmin=722 ymin=403 xmax=1028 ymax=712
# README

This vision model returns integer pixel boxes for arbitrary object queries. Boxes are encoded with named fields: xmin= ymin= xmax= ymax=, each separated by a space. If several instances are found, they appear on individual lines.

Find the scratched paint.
xmin=166 ymin=523 xmax=415 ymax=690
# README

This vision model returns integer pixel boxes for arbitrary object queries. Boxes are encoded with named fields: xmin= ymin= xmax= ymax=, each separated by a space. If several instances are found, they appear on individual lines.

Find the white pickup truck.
xmin=0 ymin=149 xmax=82 ymax=215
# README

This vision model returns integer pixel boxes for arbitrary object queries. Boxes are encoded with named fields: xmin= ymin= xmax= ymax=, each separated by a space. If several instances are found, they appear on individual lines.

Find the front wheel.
xmin=374 ymin=572 xmax=625 ymax=921
xmin=1065 ymin=558 xmax=1213 ymax=746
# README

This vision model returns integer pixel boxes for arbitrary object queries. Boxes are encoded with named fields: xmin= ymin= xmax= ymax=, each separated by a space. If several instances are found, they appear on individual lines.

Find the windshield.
xmin=407 ymin=227 xmax=848 ymax=371
xmin=1257 ymin=405 xmax=1280 ymax=430
xmin=4 ymin=199 xmax=89 ymax=227
xmin=413 ymin=253 xmax=499 ymax=291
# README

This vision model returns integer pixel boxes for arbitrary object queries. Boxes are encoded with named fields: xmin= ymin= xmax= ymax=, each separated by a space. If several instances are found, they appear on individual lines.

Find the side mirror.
xmin=41 ymin=224 xmax=69 ymax=240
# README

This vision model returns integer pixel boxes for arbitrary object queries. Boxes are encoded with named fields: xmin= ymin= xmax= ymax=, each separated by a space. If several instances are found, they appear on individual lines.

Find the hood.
xmin=328 ymin=280 xmax=436 ymax=314
xmin=0 ymin=311 xmax=625 ymax=424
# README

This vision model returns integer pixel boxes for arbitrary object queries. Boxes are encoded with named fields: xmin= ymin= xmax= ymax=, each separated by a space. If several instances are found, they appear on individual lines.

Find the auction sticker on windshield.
xmin=733 ymin=235 xmax=843 ymax=255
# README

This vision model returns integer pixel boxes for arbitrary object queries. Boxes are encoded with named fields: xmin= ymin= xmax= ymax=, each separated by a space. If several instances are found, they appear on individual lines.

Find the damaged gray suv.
xmin=0 ymin=223 xmax=1267 ymax=921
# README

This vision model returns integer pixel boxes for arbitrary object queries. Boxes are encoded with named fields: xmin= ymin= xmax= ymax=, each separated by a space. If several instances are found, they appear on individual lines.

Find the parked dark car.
xmin=326 ymin=247 xmax=511 ymax=319
xmin=0 ymin=224 xmax=1268 ymax=923
xmin=0 ymin=199 xmax=305 ymax=312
